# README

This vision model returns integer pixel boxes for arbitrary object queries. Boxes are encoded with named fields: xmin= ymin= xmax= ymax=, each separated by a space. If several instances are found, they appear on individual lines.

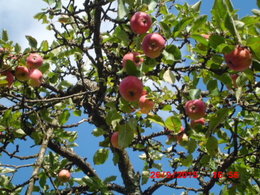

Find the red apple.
xmin=122 ymin=52 xmax=143 ymax=68
xmin=224 ymin=46 xmax=252 ymax=72
xmin=130 ymin=12 xmax=152 ymax=34
xmin=119 ymin=76 xmax=143 ymax=102
xmin=58 ymin=169 xmax=71 ymax=182
xmin=111 ymin=131 xmax=120 ymax=149
xmin=190 ymin=118 xmax=206 ymax=129
xmin=142 ymin=33 xmax=166 ymax=58
xmin=0 ymin=71 xmax=14 ymax=88
xmin=185 ymin=99 xmax=206 ymax=120
xmin=28 ymin=69 xmax=43 ymax=87
xmin=26 ymin=53 xmax=43 ymax=68
xmin=139 ymin=95 xmax=154 ymax=114
xmin=15 ymin=66 xmax=30 ymax=81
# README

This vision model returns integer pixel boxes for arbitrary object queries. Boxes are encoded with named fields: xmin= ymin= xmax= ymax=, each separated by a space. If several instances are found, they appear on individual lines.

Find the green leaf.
xmin=41 ymin=40 xmax=49 ymax=52
xmin=92 ymin=128 xmax=105 ymax=137
xmin=208 ymin=108 xmax=231 ymax=133
xmin=73 ymin=110 xmax=82 ymax=117
xmin=206 ymin=136 xmax=218 ymax=156
xmin=93 ymin=148 xmax=109 ymax=165
xmin=14 ymin=129 xmax=26 ymax=137
xmin=258 ymin=0 xmax=260 ymax=8
xmin=189 ymin=89 xmax=201 ymax=100
xmin=147 ymin=115 xmax=165 ymax=127
xmin=118 ymin=0 xmax=128 ymax=19
xmin=0 ymin=167 xmax=16 ymax=174
xmin=26 ymin=35 xmax=38 ymax=48
xmin=191 ymin=0 xmax=202 ymax=12
xmin=247 ymin=37 xmax=260 ymax=60
xmin=173 ymin=17 xmax=194 ymax=37
xmin=163 ymin=69 xmax=175 ymax=84
xmin=119 ymin=123 xmax=134 ymax=148
xmin=58 ymin=109 xmax=70 ymax=125
xmin=212 ymin=0 xmax=227 ymax=28
xmin=165 ymin=116 xmax=182 ymax=132
xmin=181 ymin=154 xmax=193 ymax=167
xmin=163 ymin=45 xmax=182 ymax=63
xmin=104 ymin=176 xmax=117 ymax=184
xmin=125 ymin=60 xmax=140 ymax=76
xmin=209 ymin=34 xmax=225 ymax=49
xmin=187 ymin=139 xmax=197 ymax=154
xmin=224 ymin=11 xmax=239 ymax=39
xmin=191 ymin=15 xmax=207 ymax=32
xmin=2 ymin=30 xmax=8 ymax=41
xmin=235 ymin=87 xmax=243 ymax=102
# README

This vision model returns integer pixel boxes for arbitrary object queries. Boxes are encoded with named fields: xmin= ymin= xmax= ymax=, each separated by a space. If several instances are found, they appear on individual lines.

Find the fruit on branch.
xmin=231 ymin=74 xmax=239 ymax=88
xmin=201 ymin=34 xmax=210 ymax=39
xmin=15 ymin=66 xmax=30 ymax=81
xmin=224 ymin=46 xmax=252 ymax=72
xmin=58 ymin=169 xmax=71 ymax=182
xmin=130 ymin=12 xmax=152 ymax=34
xmin=119 ymin=76 xmax=143 ymax=102
xmin=58 ymin=15 xmax=70 ymax=23
xmin=185 ymin=99 xmax=206 ymax=120
xmin=142 ymin=33 xmax=166 ymax=58
xmin=28 ymin=69 xmax=43 ymax=87
xmin=167 ymin=127 xmax=186 ymax=143
xmin=26 ymin=53 xmax=43 ymax=68
xmin=139 ymin=94 xmax=154 ymax=114
xmin=111 ymin=131 xmax=120 ymax=149
xmin=190 ymin=118 xmax=206 ymax=129
xmin=0 ymin=71 xmax=14 ymax=87
xmin=122 ymin=52 xmax=143 ymax=68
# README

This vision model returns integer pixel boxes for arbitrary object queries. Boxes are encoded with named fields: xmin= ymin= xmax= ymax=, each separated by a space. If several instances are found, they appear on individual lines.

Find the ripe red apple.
xmin=185 ymin=99 xmax=206 ymax=120
xmin=26 ymin=53 xmax=43 ymax=69
xmin=111 ymin=131 xmax=120 ymax=149
xmin=224 ymin=46 xmax=252 ymax=72
xmin=142 ymin=33 xmax=166 ymax=58
xmin=190 ymin=118 xmax=206 ymax=129
xmin=58 ymin=169 xmax=71 ymax=182
xmin=15 ymin=66 xmax=30 ymax=81
xmin=0 ymin=71 xmax=14 ymax=88
xmin=122 ymin=52 xmax=143 ymax=68
xmin=119 ymin=76 xmax=143 ymax=102
xmin=139 ymin=95 xmax=154 ymax=114
xmin=28 ymin=69 xmax=43 ymax=87
xmin=130 ymin=12 xmax=152 ymax=34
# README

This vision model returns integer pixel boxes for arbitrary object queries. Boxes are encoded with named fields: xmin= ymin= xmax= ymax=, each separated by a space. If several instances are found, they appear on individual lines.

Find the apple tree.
xmin=0 ymin=0 xmax=259 ymax=194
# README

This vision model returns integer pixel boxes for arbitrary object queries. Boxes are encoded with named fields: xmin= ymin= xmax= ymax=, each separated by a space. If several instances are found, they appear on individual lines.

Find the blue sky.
xmin=0 ymin=0 xmax=258 ymax=194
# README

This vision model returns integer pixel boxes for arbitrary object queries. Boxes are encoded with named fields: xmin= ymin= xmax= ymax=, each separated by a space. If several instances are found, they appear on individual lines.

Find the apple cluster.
xmin=113 ymin=11 xmax=166 ymax=149
xmin=0 ymin=51 xmax=44 ymax=88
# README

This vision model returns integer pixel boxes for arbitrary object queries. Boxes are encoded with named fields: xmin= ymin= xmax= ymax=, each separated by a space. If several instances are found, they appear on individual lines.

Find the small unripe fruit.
xmin=130 ymin=12 xmax=152 ymax=34
xmin=119 ymin=76 xmax=143 ymax=102
xmin=122 ymin=52 xmax=143 ymax=68
xmin=185 ymin=99 xmax=206 ymax=120
xmin=15 ymin=66 xmax=30 ymax=81
xmin=0 ymin=71 xmax=14 ymax=88
xmin=29 ymin=69 xmax=43 ymax=87
xmin=190 ymin=118 xmax=206 ymax=129
xmin=139 ymin=95 xmax=154 ymax=114
xmin=111 ymin=131 xmax=120 ymax=149
xmin=58 ymin=169 xmax=71 ymax=183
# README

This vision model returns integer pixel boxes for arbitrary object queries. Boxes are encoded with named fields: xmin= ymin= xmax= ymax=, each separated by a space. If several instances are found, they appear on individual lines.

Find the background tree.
xmin=0 ymin=0 xmax=259 ymax=194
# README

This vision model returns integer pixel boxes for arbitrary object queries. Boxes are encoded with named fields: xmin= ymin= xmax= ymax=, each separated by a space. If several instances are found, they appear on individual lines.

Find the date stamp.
xmin=149 ymin=171 xmax=240 ymax=179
